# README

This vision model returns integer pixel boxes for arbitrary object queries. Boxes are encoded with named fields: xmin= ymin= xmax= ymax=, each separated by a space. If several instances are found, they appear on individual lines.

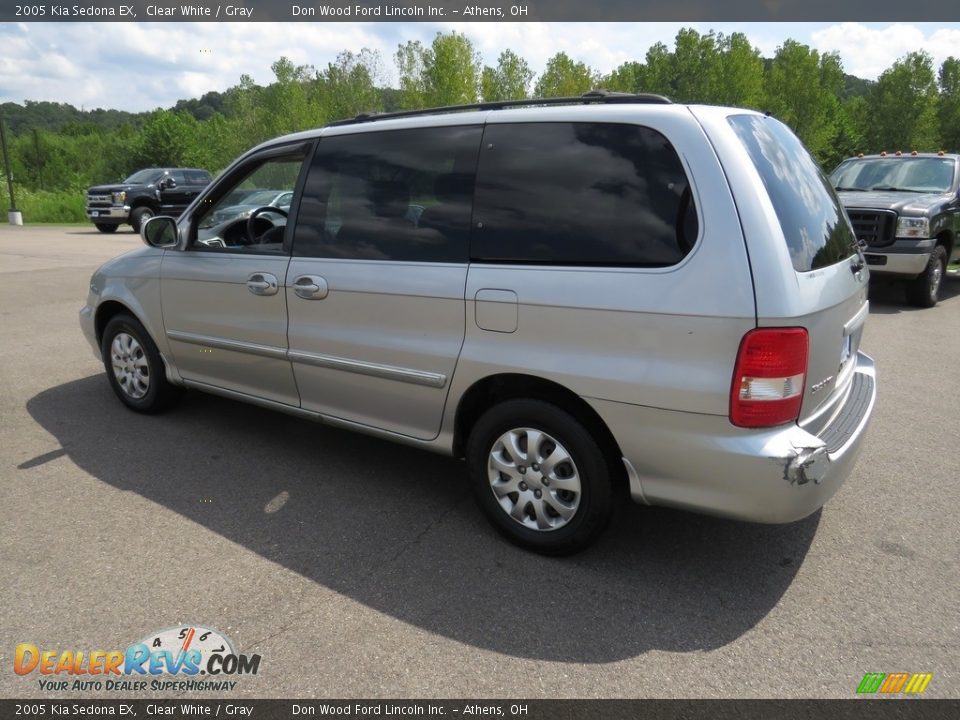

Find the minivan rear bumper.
xmin=588 ymin=351 xmax=876 ymax=523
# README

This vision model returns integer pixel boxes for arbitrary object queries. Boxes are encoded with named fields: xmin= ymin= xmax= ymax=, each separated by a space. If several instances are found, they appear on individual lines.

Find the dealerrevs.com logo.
xmin=15 ymin=625 xmax=261 ymax=692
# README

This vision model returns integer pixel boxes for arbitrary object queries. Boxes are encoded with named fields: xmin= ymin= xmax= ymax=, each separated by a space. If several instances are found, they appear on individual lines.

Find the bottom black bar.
xmin=1 ymin=699 xmax=957 ymax=720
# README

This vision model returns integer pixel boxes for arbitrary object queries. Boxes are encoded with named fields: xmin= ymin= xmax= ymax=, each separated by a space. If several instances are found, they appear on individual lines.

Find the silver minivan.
xmin=80 ymin=94 xmax=876 ymax=554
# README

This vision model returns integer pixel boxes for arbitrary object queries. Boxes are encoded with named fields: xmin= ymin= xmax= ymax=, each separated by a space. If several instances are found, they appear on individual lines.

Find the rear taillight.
xmin=730 ymin=328 xmax=809 ymax=428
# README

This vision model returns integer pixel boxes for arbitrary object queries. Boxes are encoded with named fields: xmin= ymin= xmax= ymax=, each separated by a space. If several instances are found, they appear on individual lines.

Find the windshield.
xmin=241 ymin=190 xmax=285 ymax=207
xmin=831 ymin=157 xmax=955 ymax=193
xmin=123 ymin=169 xmax=164 ymax=184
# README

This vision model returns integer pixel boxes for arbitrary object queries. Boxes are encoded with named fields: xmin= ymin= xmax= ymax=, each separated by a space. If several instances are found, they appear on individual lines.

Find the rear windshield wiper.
xmin=834 ymin=186 xmax=866 ymax=191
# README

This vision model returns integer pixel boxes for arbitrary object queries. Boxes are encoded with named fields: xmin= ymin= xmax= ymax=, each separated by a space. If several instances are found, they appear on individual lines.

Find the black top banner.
xmin=1 ymin=0 xmax=959 ymax=21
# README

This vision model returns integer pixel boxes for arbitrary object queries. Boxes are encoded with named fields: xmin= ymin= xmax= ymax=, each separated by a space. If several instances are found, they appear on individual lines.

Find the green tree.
xmin=425 ymin=32 xmax=481 ymax=106
xmin=132 ymin=110 xmax=200 ymax=168
xmin=396 ymin=32 xmax=481 ymax=108
xmin=260 ymin=56 xmax=317 ymax=136
xmin=481 ymin=49 xmax=534 ymax=101
xmin=641 ymin=42 xmax=674 ymax=96
xmin=534 ymin=52 xmax=596 ymax=97
xmin=317 ymin=49 xmax=383 ymax=121
xmin=603 ymin=61 xmax=643 ymax=94
xmin=831 ymin=96 xmax=869 ymax=168
xmin=764 ymin=40 xmax=841 ymax=162
xmin=868 ymin=52 xmax=940 ymax=152
xmin=938 ymin=57 xmax=960 ymax=151
xmin=395 ymin=40 xmax=428 ymax=109
xmin=715 ymin=33 xmax=763 ymax=108
xmin=671 ymin=28 xmax=721 ymax=103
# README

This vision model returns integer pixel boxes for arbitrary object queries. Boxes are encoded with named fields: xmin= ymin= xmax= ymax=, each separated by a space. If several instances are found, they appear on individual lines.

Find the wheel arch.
xmin=452 ymin=373 xmax=628 ymax=493
xmin=129 ymin=196 xmax=159 ymax=212
xmin=95 ymin=300 xmax=139 ymax=346
xmin=95 ymin=299 xmax=179 ymax=384
xmin=935 ymin=228 xmax=954 ymax=261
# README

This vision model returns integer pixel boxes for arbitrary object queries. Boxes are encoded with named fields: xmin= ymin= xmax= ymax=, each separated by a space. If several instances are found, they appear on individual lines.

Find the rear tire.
xmin=466 ymin=399 xmax=614 ymax=555
xmin=130 ymin=206 xmax=155 ymax=234
xmin=906 ymin=245 xmax=946 ymax=308
xmin=101 ymin=314 xmax=181 ymax=413
xmin=95 ymin=223 xmax=118 ymax=234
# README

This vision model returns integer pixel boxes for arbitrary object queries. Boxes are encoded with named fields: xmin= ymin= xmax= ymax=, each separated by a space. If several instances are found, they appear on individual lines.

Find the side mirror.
xmin=160 ymin=177 xmax=176 ymax=189
xmin=141 ymin=216 xmax=179 ymax=249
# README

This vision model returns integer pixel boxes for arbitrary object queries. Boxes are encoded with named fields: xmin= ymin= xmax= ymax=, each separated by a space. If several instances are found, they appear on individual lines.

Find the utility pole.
xmin=0 ymin=106 xmax=21 ymax=225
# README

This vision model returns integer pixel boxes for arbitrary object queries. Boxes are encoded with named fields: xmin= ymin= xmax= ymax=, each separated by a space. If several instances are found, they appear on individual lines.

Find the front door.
xmin=161 ymin=144 xmax=312 ymax=406
xmin=285 ymin=125 xmax=482 ymax=439
xmin=157 ymin=171 xmax=192 ymax=215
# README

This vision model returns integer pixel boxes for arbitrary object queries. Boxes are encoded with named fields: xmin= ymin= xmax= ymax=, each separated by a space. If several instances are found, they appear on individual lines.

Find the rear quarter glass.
xmin=729 ymin=114 xmax=858 ymax=272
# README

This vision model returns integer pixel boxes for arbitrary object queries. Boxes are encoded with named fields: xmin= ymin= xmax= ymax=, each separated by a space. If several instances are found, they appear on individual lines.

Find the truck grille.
xmin=87 ymin=193 xmax=112 ymax=208
xmin=846 ymin=209 xmax=896 ymax=248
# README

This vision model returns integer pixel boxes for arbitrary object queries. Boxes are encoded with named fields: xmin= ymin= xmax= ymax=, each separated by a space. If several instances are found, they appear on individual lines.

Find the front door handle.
xmin=247 ymin=272 xmax=279 ymax=296
xmin=292 ymin=275 xmax=329 ymax=300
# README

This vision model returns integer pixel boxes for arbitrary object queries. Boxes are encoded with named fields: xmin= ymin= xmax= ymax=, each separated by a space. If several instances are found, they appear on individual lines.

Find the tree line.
xmin=2 ymin=28 xmax=958 ymax=205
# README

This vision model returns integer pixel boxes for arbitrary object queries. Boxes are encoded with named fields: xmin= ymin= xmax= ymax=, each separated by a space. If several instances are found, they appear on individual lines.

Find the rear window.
xmin=472 ymin=122 xmax=698 ymax=266
xmin=729 ymin=114 xmax=857 ymax=272
xmin=184 ymin=170 xmax=212 ymax=185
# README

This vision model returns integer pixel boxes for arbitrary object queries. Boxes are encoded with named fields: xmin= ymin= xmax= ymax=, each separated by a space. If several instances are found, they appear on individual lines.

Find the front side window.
xmin=123 ymin=169 xmax=163 ymax=185
xmin=192 ymin=149 xmax=307 ymax=253
xmin=730 ymin=114 xmax=858 ymax=272
xmin=472 ymin=122 xmax=698 ymax=266
xmin=294 ymin=125 xmax=482 ymax=262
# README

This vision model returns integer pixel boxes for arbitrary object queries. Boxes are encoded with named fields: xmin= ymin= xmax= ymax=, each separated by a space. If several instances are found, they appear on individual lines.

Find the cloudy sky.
xmin=2 ymin=21 xmax=960 ymax=112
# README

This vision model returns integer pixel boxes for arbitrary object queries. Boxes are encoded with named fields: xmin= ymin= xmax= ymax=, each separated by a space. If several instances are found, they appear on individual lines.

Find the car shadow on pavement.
xmin=26 ymin=375 xmax=819 ymax=663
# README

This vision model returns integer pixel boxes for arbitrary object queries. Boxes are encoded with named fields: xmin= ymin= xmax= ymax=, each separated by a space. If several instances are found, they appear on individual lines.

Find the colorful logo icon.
xmin=857 ymin=672 xmax=932 ymax=695
xmin=14 ymin=625 xmax=261 ymax=693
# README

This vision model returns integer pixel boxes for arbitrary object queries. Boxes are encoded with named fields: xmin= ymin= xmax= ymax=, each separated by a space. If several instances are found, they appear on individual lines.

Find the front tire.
xmin=95 ymin=223 xmax=118 ymax=234
xmin=906 ymin=245 xmax=946 ymax=308
xmin=466 ymin=399 xmax=614 ymax=555
xmin=101 ymin=314 xmax=181 ymax=413
xmin=129 ymin=206 xmax=155 ymax=234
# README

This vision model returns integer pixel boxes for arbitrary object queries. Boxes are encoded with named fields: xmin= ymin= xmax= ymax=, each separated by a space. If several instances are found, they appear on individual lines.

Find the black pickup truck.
xmin=86 ymin=168 xmax=212 ymax=234
xmin=831 ymin=152 xmax=960 ymax=307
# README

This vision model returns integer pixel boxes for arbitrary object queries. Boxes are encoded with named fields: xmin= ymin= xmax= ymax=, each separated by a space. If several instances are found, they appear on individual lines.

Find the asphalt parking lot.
xmin=1 ymin=224 xmax=958 ymax=700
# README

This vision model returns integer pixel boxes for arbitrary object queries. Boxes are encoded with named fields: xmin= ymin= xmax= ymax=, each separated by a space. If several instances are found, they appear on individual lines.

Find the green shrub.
xmin=15 ymin=188 xmax=86 ymax=223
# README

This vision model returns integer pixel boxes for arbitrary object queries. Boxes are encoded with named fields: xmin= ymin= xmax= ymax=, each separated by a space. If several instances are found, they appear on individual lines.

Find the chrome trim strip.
xmin=166 ymin=330 xmax=288 ymax=360
xmin=167 ymin=330 xmax=446 ymax=388
xmin=287 ymin=349 xmax=447 ymax=388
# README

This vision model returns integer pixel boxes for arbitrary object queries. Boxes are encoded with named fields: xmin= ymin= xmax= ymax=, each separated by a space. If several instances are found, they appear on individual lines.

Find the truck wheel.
xmin=95 ymin=223 xmax=118 ymax=234
xmin=906 ymin=245 xmax=946 ymax=308
xmin=466 ymin=399 xmax=614 ymax=555
xmin=130 ymin=206 xmax=155 ymax=234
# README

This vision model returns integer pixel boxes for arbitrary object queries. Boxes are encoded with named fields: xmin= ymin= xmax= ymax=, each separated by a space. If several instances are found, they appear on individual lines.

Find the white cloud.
xmin=811 ymin=23 xmax=960 ymax=79
xmin=3 ymin=21 xmax=960 ymax=112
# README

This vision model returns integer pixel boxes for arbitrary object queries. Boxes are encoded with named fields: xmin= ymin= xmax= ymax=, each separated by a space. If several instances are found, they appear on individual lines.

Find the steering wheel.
xmin=246 ymin=206 xmax=289 ymax=244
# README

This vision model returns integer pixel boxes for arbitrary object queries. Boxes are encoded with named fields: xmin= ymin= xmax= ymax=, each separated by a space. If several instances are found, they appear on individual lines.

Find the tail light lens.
xmin=730 ymin=328 xmax=809 ymax=428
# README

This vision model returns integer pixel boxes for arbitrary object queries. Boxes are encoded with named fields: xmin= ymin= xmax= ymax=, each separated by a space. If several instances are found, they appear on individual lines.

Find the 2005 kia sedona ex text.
xmin=80 ymin=93 xmax=877 ymax=554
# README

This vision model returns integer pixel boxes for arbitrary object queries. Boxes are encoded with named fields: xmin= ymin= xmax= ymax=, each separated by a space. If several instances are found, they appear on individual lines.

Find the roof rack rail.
xmin=327 ymin=90 xmax=673 ymax=127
